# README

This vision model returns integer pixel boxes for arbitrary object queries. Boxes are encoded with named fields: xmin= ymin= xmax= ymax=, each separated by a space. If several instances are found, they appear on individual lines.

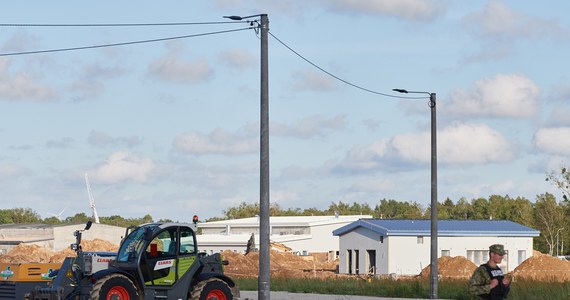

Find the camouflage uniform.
xmin=468 ymin=244 xmax=510 ymax=299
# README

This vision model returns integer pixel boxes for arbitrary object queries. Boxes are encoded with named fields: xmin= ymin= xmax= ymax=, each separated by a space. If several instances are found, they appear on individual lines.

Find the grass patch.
xmin=235 ymin=277 xmax=570 ymax=299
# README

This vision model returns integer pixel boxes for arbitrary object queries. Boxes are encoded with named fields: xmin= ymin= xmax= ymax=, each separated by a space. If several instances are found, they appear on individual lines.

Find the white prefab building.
xmin=0 ymin=223 xmax=125 ymax=253
xmin=197 ymin=215 xmax=372 ymax=255
xmin=333 ymin=219 xmax=540 ymax=276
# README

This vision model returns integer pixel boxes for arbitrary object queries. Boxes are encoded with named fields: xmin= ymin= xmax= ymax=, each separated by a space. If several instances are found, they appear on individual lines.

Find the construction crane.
xmin=84 ymin=173 xmax=100 ymax=224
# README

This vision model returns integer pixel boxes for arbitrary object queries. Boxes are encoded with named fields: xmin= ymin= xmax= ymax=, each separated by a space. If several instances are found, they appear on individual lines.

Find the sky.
xmin=0 ymin=1 xmax=569 ymax=222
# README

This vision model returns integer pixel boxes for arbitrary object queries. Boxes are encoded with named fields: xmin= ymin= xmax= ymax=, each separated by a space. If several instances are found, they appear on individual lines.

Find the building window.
xmin=417 ymin=236 xmax=424 ymax=244
xmin=379 ymin=236 xmax=384 ymax=243
xmin=518 ymin=250 xmax=527 ymax=264
xmin=467 ymin=250 xmax=489 ymax=266
xmin=441 ymin=250 xmax=450 ymax=257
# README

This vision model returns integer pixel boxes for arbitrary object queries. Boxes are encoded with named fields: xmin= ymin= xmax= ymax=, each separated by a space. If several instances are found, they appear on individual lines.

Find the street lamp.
xmin=556 ymin=228 xmax=564 ymax=256
xmin=393 ymin=89 xmax=438 ymax=299
xmin=224 ymin=14 xmax=270 ymax=300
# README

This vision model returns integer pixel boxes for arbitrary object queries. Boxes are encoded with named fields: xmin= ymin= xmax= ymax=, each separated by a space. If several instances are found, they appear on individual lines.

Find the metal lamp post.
xmin=224 ymin=14 xmax=270 ymax=300
xmin=393 ymin=89 xmax=438 ymax=299
xmin=556 ymin=228 xmax=564 ymax=256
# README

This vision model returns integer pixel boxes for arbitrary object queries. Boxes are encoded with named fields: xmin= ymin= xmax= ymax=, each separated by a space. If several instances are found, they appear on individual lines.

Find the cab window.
xmin=179 ymin=227 xmax=196 ymax=254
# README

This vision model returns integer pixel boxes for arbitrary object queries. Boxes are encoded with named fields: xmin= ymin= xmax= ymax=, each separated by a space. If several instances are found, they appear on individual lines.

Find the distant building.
xmin=196 ymin=215 xmax=372 ymax=256
xmin=333 ymin=219 xmax=540 ymax=276
xmin=0 ymin=223 xmax=125 ymax=254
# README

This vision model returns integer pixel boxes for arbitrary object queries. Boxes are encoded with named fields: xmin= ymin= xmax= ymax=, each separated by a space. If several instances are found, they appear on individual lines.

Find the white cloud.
xmin=87 ymin=130 xmax=143 ymax=148
xmin=173 ymin=128 xmax=257 ymax=156
xmin=90 ymin=151 xmax=155 ymax=184
xmin=547 ymin=107 xmax=570 ymax=127
xmin=460 ymin=2 xmax=569 ymax=63
xmin=439 ymin=123 xmax=513 ymax=164
xmin=219 ymin=49 xmax=256 ymax=69
xmin=533 ymin=127 xmax=570 ymax=156
xmin=325 ymin=0 xmax=445 ymax=21
xmin=463 ymin=2 xmax=568 ymax=40
xmin=290 ymin=69 xmax=336 ymax=92
xmin=148 ymin=43 xmax=213 ymax=84
xmin=0 ymin=59 xmax=58 ymax=101
xmin=336 ymin=122 xmax=513 ymax=172
xmin=46 ymin=137 xmax=75 ymax=149
xmin=271 ymin=115 xmax=346 ymax=138
xmin=0 ymin=163 xmax=32 ymax=180
xmin=446 ymin=74 xmax=540 ymax=118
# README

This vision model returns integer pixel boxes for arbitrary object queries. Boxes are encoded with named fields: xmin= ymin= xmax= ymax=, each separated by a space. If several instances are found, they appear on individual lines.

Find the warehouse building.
xmin=333 ymin=219 xmax=540 ymax=276
xmin=197 ymin=215 xmax=372 ymax=256
xmin=0 ymin=223 xmax=125 ymax=253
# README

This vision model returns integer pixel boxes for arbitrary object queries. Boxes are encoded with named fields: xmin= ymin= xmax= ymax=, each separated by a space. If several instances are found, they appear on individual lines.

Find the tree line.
xmin=0 ymin=209 xmax=172 ymax=228
xmin=2 ymin=167 xmax=569 ymax=256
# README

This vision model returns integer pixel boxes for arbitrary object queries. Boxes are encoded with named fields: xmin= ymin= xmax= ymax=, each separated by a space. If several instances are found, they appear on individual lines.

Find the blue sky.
xmin=0 ymin=1 xmax=568 ymax=222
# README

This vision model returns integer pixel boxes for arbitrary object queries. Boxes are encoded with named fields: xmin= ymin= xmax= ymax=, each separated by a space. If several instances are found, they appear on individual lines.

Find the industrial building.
xmin=0 ymin=223 xmax=125 ymax=254
xmin=196 ymin=215 xmax=372 ymax=256
xmin=333 ymin=219 xmax=540 ymax=276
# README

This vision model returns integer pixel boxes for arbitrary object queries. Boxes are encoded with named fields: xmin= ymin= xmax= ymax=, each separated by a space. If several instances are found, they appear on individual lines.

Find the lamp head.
xmin=223 ymin=15 xmax=243 ymax=20
xmin=392 ymin=89 xmax=408 ymax=94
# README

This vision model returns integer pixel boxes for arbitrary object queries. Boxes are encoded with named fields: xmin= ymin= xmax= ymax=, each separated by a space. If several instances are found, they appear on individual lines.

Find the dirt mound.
xmin=419 ymin=256 xmax=477 ymax=279
xmin=512 ymin=254 xmax=570 ymax=282
xmin=0 ymin=244 xmax=53 ymax=263
xmin=222 ymin=250 xmax=337 ymax=279
xmin=0 ymin=239 xmax=119 ymax=264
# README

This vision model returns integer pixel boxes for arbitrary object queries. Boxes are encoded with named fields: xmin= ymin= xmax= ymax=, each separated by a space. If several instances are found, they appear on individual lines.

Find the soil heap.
xmin=419 ymin=256 xmax=477 ymax=279
xmin=0 ymin=239 xmax=119 ymax=264
xmin=512 ymin=251 xmax=570 ymax=282
xmin=222 ymin=250 xmax=338 ymax=279
xmin=3 ymin=242 xmax=570 ymax=282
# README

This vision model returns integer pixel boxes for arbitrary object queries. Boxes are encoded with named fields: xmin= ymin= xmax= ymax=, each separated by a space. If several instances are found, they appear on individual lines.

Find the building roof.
xmin=196 ymin=233 xmax=313 ymax=245
xmin=332 ymin=219 xmax=540 ymax=237
xmin=198 ymin=215 xmax=372 ymax=228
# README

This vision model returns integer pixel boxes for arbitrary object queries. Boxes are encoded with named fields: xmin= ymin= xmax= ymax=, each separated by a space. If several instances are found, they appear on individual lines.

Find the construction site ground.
xmin=2 ymin=241 xmax=569 ymax=283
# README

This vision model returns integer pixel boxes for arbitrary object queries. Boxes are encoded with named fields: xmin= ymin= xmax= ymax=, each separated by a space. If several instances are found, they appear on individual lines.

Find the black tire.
xmin=190 ymin=278 xmax=232 ymax=300
xmin=90 ymin=273 xmax=139 ymax=300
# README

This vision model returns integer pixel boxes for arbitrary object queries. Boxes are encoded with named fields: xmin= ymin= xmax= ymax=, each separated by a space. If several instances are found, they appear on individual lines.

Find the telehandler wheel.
xmin=191 ymin=278 xmax=232 ymax=300
xmin=91 ymin=273 xmax=139 ymax=300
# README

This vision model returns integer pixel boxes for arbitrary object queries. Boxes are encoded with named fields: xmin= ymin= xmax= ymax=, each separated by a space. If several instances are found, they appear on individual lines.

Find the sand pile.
xmin=0 ymin=244 xmax=53 ymax=263
xmin=4 ymin=241 xmax=569 ymax=282
xmin=222 ymin=250 xmax=338 ymax=279
xmin=0 ymin=239 xmax=119 ymax=264
xmin=512 ymin=253 xmax=570 ymax=282
xmin=419 ymin=256 xmax=477 ymax=279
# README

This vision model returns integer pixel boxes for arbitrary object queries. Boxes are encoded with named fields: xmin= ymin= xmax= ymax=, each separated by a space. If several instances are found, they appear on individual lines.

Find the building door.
xmin=366 ymin=250 xmax=376 ymax=274
xmin=347 ymin=250 xmax=353 ymax=274
xmin=354 ymin=250 xmax=360 ymax=275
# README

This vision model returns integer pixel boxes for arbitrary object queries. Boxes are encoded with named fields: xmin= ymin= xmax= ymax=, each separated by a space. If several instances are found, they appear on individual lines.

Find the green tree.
xmin=438 ymin=198 xmax=455 ymax=219
xmin=546 ymin=165 xmax=570 ymax=202
xmin=43 ymin=216 xmax=63 ymax=225
xmin=9 ymin=207 xmax=41 ymax=223
xmin=375 ymin=199 xmax=424 ymax=219
xmin=471 ymin=198 xmax=490 ymax=220
xmin=65 ymin=213 xmax=90 ymax=224
xmin=534 ymin=193 xmax=564 ymax=255
xmin=452 ymin=197 xmax=472 ymax=219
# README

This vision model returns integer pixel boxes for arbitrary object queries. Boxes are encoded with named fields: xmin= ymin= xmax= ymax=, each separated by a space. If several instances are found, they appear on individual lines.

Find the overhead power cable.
xmin=0 ymin=27 xmax=252 ymax=57
xmin=0 ymin=21 xmax=246 ymax=27
xmin=269 ymin=31 xmax=427 ymax=100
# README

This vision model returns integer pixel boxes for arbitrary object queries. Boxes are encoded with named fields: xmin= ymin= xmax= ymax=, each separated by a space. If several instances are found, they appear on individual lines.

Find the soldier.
xmin=468 ymin=244 xmax=511 ymax=299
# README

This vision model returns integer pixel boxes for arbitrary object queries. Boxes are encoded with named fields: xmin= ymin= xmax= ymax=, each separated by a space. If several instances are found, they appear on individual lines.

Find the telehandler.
xmin=27 ymin=217 xmax=239 ymax=300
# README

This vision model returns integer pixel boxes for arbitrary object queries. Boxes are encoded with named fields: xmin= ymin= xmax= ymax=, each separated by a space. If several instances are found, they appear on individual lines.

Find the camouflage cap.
xmin=489 ymin=244 xmax=505 ymax=255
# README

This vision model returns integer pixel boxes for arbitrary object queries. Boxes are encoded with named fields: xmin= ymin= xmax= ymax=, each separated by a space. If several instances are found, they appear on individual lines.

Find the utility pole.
xmin=223 ymin=13 xmax=270 ymax=299
xmin=258 ymin=13 xmax=270 ymax=300
xmin=393 ymin=89 xmax=438 ymax=298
